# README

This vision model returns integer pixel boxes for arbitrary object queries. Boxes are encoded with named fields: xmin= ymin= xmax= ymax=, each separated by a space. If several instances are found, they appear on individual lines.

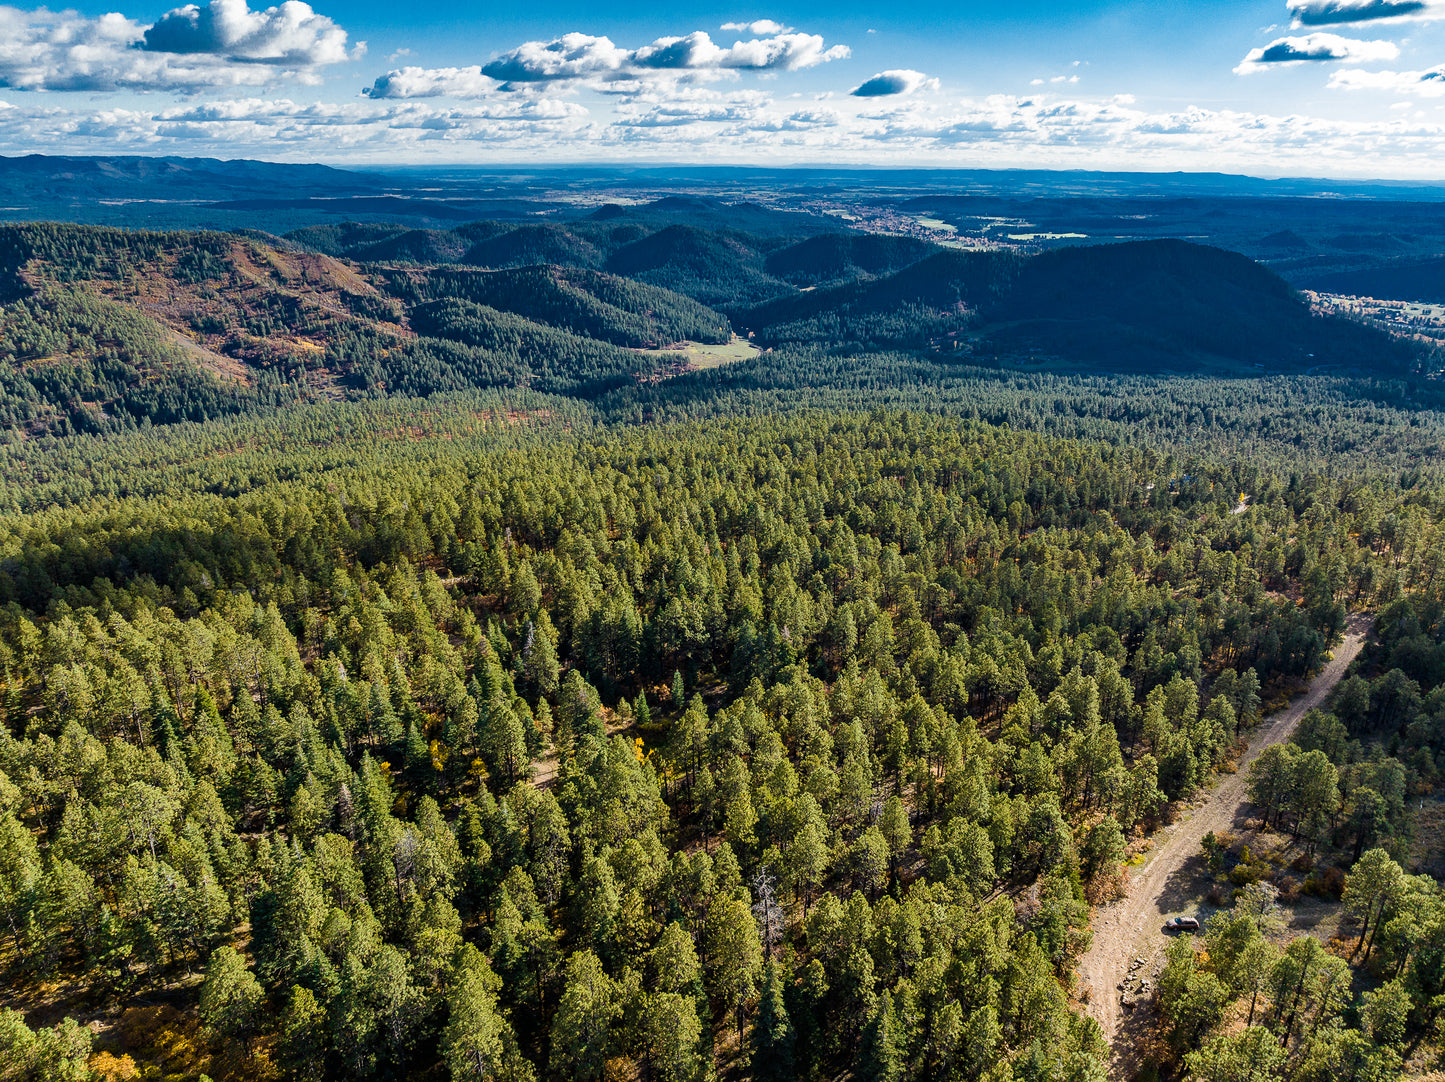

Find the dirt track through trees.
xmin=1076 ymin=613 xmax=1371 ymax=1078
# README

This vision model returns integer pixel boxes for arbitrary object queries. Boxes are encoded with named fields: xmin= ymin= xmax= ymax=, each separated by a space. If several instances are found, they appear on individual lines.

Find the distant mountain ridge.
xmin=281 ymin=216 xmax=935 ymax=308
xmin=0 ymin=153 xmax=386 ymax=198
xmin=8 ymin=153 xmax=1445 ymax=307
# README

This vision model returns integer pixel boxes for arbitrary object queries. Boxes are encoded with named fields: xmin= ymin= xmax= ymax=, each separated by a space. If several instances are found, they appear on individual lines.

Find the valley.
xmin=0 ymin=207 xmax=1430 ymax=440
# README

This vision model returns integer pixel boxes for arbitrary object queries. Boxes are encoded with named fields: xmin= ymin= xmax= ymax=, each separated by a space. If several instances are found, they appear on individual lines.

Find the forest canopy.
xmin=1 ymin=402 xmax=1443 ymax=1081
xmin=2 ymin=219 xmax=1445 ymax=1082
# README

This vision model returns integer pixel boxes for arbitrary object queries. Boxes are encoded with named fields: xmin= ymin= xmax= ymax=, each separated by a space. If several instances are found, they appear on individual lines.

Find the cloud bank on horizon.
xmin=0 ymin=0 xmax=1441 ymax=176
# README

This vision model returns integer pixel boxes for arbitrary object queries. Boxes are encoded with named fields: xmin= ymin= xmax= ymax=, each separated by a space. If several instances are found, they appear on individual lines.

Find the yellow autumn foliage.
xmin=88 ymin=1052 xmax=138 ymax=1082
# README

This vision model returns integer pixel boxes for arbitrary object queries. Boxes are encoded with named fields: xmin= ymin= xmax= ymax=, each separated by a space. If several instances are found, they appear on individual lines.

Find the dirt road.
xmin=1076 ymin=613 xmax=1372 ymax=1077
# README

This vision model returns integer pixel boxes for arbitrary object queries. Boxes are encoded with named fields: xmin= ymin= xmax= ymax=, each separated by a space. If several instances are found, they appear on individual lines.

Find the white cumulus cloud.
xmin=0 ymin=93 xmax=591 ymax=152
xmin=142 ymin=0 xmax=357 ymax=65
xmin=369 ymin=26 xmax=851 ymax=97
xmin=687 ymin=32 xmax=849 ymax=71
xmin=10 ymin=86 xmax=1445 ymax=175
xmin=365 ymin=66 xmax=498 ymax=100
xmin=1235 ymin=32 xmax=1399 ymax=73
xmin=0 ymin=1 xmax=357 ymax=92
xmin=480 ymin=32 xmax=631 ymax=84
xmin=851 ymin=70 xmax=938 ymax=97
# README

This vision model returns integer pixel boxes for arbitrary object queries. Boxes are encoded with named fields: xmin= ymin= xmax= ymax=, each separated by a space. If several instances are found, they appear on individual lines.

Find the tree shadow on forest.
xmin=1108 ymin=995 xmax=1162 ymax=1080
xmin=1151 ymin=799 xmax=1273 ymax=921
xmin=1150 ymin=852 xmax=1215 ymax=919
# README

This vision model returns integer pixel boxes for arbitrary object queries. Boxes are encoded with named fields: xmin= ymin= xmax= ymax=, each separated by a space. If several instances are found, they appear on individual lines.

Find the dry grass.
xmin=162 ymin=327 xmax=251 ymax=385
xmin=639 ymin=337 xmax=762 ymax=381
xmin=681 ymin=337 xmax=763 ymax=370
xmin=103 ymin=1004 xmax=279 ymax=1082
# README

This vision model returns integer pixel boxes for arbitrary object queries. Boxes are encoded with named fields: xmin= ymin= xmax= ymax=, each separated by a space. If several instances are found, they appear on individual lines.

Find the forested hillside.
xmin=2 ymin=401 xmax=1444 ymax=1081
xmin=983 ymin=241 xmax=1418 ymax=372
xmin=384 ymin=266 xmax=731 ymax=348
xmin=0 ymin=221 xmax=1425 ymax=442
xmin=0 ymin=224 xmax=737 ymax=436
xmin=3 ymin=216 xmax=1445 ymax=1082
xmin=737 ymin=250 xmax=1021 ymax=350
xmin=1305 ymin=256 xmax=1445 ymax=306
xmin=734 ymin=241 xmax=1418 ymax=371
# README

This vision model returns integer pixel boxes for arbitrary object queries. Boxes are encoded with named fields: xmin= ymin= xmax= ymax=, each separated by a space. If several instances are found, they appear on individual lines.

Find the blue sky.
xmin=1 ymin=0 xmax=1444 ymax=176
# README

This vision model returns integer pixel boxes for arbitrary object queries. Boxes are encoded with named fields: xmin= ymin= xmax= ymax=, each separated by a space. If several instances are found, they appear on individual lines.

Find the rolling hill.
xmin=605 ymin=225 xmax=791 ymax=308
xmin=739 ymin=249 xmax=1020 ymax=348
xmin=737 ymin=238 xmax=1416 ymax=373
xmin=0 ymin=223 xmax=1424 ymax=440
xmin=386 ymin=264 xmax=732 ymax=347
xmin=277 ymin=201 xmax=857 ymax=308
xmin=983 ymin=239 xmax=1414 ymax=371
xmin=0 ymin=152 xmax=386 ymax=202
xmin=0 ymin=223 xmax=735 ymax=436
xmin=764 ymin=233 xmax=938 ymax=286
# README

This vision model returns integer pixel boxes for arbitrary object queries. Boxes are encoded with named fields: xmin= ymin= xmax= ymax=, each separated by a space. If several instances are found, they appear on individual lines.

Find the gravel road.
xmin=1076 ymin=613 xmax=1372 ymax=1077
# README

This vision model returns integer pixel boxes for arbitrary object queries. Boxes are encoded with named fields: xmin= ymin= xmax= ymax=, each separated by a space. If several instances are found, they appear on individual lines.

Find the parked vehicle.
xmin=1165 ymin=916 xmax=1200 ymax=933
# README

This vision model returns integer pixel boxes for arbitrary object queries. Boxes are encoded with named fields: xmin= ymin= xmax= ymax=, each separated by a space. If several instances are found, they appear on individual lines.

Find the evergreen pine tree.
xmin=858 ymin=990 xmax=903 ymax=1082
xmin=751 ymin=961 xmax=796 ymax=1082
